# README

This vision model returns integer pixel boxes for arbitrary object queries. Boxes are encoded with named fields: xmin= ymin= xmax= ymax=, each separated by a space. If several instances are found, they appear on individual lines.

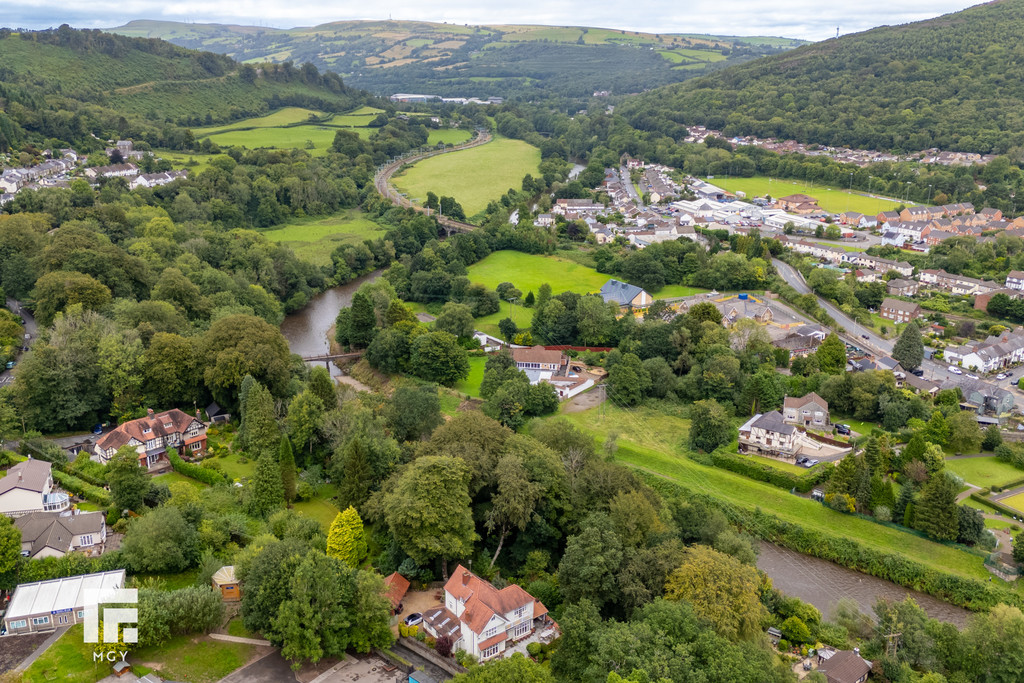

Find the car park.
xmin=949 ymin=366 xmax=963 ymax=375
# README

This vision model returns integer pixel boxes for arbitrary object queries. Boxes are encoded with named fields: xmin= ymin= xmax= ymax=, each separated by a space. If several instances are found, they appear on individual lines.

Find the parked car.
xmin=911 ymin=369 xmax=925 ymax=377
xmin=1007 ymin=371 xmax=1015 ymax=378
xmin=805 ymin=459 xmax=820 ymax=467
xmin=966 ymin=373 xmax=979 ymax=380
xmin=796 ymin=457 xmax=809 ymax=466
xmin=949 ymin=366 xmax=963 ymax=375
xmin=861 ymin=334 xmax=870 ymax=340
xmin=836 ymin=424 xmax=851 ymax=435
xmin=997 ymin=373 xmax=1008 ymax=380
xmin=404 ymin=613 xmax=423 ymax=627
xmin=4 ymin=361 xmax=13 ymax=370
xmin=92 ymin=424 xmax=104 ymax=435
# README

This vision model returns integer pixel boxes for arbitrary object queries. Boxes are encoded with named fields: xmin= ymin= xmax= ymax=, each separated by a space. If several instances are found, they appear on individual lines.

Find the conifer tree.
xmin=892 ymin=321 xmax=924 ymax=370
xmin=247 ymin=453 xmax=285 ymax=518
xmin=914 ymin=472 xmax=959 ymax=541
xmin=279 ymin=435 xmax=297 ymax=504
xmin=308 ymin=366 xmax=336 ymax=411
xmin=327 ymin=506 xmax=367 ymax=568
xmin=336 ymin=437 xmax=374 ymax=510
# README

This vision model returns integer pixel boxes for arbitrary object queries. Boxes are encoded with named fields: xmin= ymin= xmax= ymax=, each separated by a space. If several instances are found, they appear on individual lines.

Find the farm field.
xmin=195 ymin=106 xmax=323 ymax=133
xmin=261 ymin=209 xmax=387 ymax=266
xmin=454 ymin=356 xmax=487 ymax=398
xmin=945 ymin=456 xmax=1024 ymax=488
xmin=713 ymin=176 xmax=910 ymax=215
xmin=391 ymin=136 xmax=541 ymax=217
xmin=466 ymin=250 xmax=610 ymax=296
xmin=428 ymin=128 xmax=473 ymax=145
xmin=201 ymin=124 xmax=341 ymax=155
xmin=153 ymin=149 xmax=216 ymax=173
xmin=551 ymin=403 xmax=993 ymax=582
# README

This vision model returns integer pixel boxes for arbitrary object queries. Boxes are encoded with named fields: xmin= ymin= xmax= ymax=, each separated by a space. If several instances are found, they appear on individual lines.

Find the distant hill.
xmin=109 ymin=19 xmax=806 ymax=100
xmin=0 ymin=27 xmax=367 ymax=150
xmin=618 ymin=0 xmax=1024 ymax=154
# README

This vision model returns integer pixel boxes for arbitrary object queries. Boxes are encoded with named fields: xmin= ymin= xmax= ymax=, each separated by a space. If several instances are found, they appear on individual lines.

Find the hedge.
xmin=971 ymin=492 xmax=1024 ymax=519
xmin=990 ymin=475 xmax=1024 ymax=494
xmin=168 ymin=448 xmax=228 ymax=486
xmin=698 ymin=449 xmax=835 ymax=493
xmin=642 ymin=474 xmax=1022 ymax=613
xmin=52 ymin=469 xmax=111 ymax=507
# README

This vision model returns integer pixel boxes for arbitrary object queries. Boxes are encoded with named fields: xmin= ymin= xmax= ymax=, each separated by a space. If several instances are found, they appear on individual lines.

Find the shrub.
xmin=526 ymin=642 xmax=542 ymax=658
xmin=295 ymin=481 xmax=315 ymax=500
xmin=435 ymin=634 xmax=452 ymax=657
xmin=874 ymin=505 xmax=892 ymax=522
xmin=824 ymin=493 xmax=855 ymax=513
xmin=168 ymin=448 xmax=228 ymax=486
xmin=52 ymin=469 xmax=111 ymax=507
xmin=778 ymin=638 xmax=790 ymax=651
xmin=705 ymin=449 xmax=834 ymax=493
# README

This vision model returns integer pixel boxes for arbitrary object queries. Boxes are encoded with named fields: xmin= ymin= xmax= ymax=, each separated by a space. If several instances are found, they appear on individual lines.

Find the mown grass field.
xmin=466 ymin=250 xmax=610 ymax=295
xmin=454 ymin=356 xmax=488 ymax=398
xmin=392 ymin=136 xmax=541 ymax=217
xmin=998 ymin=491 xmax=1024 ymax=514
xmin=550 ymin=403 xmax=993 ymax=582
xmin=428 ymin=128 xmax=473 ymax=145
xmin=261 ymin=209 xmax=387 ymax=266
xmin=713 ymin=176 xmax=909 ymax=215
xmin=152 ymin=149 xmax=216 ymax=173
xmin=153 ymin=471 xmax=208 ymax=489
xmin=945 ymin=457 xmax=1024 ymax=488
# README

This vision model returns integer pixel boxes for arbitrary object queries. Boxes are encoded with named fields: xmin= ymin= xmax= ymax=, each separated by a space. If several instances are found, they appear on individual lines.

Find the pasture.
xmin=391 ymin=136 xmax=541 ymax=217
xmin=945 ymin=456 xmax=1024 ymax=488
xmin=712 ymin=176 xmax=910 ymax=215
xmin=261 ymin=209 xmax=387 ymax=266
xmin=466 ymin=250 xmax=610 ymax=295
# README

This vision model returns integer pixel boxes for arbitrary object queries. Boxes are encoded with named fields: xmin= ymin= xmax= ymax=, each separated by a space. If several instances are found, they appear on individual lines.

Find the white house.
xmin=14 ymin=510 xmax=107 ymax=559
xmin=738 ymin=411 xmax=798 ymax=458
xmin=0 ymin=460 xmax=70 ymax=518
xmin=421 ymin=565 xmax=555 ymax=661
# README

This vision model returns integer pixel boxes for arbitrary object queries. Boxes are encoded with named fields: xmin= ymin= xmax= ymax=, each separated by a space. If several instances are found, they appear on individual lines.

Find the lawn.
xmin=745 ymin=452 xmax=810 ymax=475
xmin=261 ymin=209 xmax=387 ymax=266
xmin=132 ymin=634 xmax=253 ymax=683
xmin=152 ymin=471 xmax=208 ymax=489
xmin=655 ymin=285 xmax=709 ymax=298
xmin=985 ymin=517 xmax=1020 ymax=531
xmin=454 ymin=355 xmax=487 ymax=398
xmin=998 ymin=491 xmax=1024 ymax=514
xmin=153 ymin=149 xmax=216 ymax=173
xmin=473 ymin=300 xmax=530 ymax=337
xmin=201 ymin=124 xmax=340 ymax=155
xmin=135 ymin=569 xmax=200 ymax=590
xmin=428 ymin=128 xmax=473 ymax=146
xmin=945 ymin=457 xmax=1024 ymax=488
xmin=712 ymin=176 xmax=910 ymax=215
xmin=293 ymin=485 xmax=340 ymax=529
xmin=549 ymin=403 xmax=993 ymax=582
xmin=226 ymin=617 xmax=257 ymax=639
xmin=22 ymin=624 xmax=112 ymax=683
xmin=214 ymin=452 xmax=257 ymax=481
xmin=391 ymin=136 xmax=541 ymax=217
xmin=466 ymin=251 xmax=610 ymax=296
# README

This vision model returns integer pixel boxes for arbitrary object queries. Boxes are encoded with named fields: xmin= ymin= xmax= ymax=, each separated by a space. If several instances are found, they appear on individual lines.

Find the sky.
xmin=3 ymin=0 xmax=983 ymax=41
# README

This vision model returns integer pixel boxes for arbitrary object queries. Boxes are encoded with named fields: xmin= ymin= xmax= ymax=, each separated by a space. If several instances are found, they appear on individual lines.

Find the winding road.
xmin=373 ymin=129 xmax=492 ymax=234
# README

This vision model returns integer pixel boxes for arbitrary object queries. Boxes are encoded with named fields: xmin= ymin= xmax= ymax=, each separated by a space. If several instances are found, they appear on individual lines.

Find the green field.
xmin=551 ymin=403 xmax=993 ymax=582
xmin=945 ymin=457 xmax=1024 ymax=488
xmin=428 ymin=128 xmax=473 ymax=146
xmin=261 ymin=209 xmax=387 ymax=266
xmin=153 ymin=149 xmax=216 ymax=173
xmin=998 ymin=491 xmax=1024 ymax=514
xmin=202 ymin=124 xmax=341 ymax=155
xmin=392 ymin=136 xmax=541 ymax=217
xmin=656 ymin=285 xmax=709 ymax=298
xmin=214 ymin=452 xmax=257 ymax=481
xmin=454 ymin=356 xmax=487 ymax=398
xmin=194 ymin=106 xmax=323 ymax=133
xmin=713 ymin=176 xmax=909 ymax=215
xmin=466 ymin=251 xmax=610 ymax=295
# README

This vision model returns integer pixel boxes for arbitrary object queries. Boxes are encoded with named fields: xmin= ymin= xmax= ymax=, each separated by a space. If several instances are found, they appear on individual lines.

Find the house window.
xmin=483 ymin=625 xmax=501 ymax=639
xmin=77 ymin=611 xmax=84 ymax=619
xmin=58 ymin=614 xmax=69 ymax=625
xmin=80 ymin=535 xmax=93 ymax=546
xmin=514 ymin=606 xmax=527 ymax=618
xmin=32 ymin=616 xmax=50 ymax=626
xmin=481 ymin=644 xmax=501 ymax=659
xmin=9 ymin=619 xmax=26 ymax=629
xmin=514 ymin=622 xmax=530 ymax=638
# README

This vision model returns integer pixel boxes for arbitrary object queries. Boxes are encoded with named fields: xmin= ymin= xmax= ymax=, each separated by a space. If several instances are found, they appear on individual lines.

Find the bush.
xmin=778 ymin=638 xmax=790 ymax=651
xmin=824 ymin=493 xmax=856 ymax=513
xmin=526 ymin=642 xmax=542 ymax=658
xmin=705 ymin=449 xmax=834 ymax=493
xmin=52 ymin=469 xmax=111 ymax=507
xmin=168 ymin=448 xmax=228 ymax=486
xmin=295 ymin=481 xmax=315 ymax=500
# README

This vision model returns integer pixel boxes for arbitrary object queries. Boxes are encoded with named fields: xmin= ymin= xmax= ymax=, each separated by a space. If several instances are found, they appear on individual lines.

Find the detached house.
xmin=1006 ymin=271 xmax=1024 ymax=291
xmin=600 ymin=279 xmax=653 ymax=309
xmin=0 ymin=460 xmax=70 ymax=518
xmin=738 ymin=411 xmax=797 ymax=458
xmin=880 ymin=298 xmax=921 ymax=323
xmin=14 ymin=511 xmax=106 ymax=559
xmin=783 ymin=393 xmax=830 ymax=428
xmin=94 ymin=408 xmax=207 ymax=470
xmin=422 ymin=565 xmax=556 ymax=662
xmin=510 ymin=347 xmax=593 ymax=400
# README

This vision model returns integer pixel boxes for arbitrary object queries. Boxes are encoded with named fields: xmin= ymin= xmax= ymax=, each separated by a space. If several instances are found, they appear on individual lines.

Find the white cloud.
xmin=6 ymin=0 xmax=979 ymax=41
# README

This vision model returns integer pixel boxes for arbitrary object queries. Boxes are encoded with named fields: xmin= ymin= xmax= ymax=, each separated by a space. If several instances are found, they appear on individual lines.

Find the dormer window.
xmin=143 ymin=427 xmax=152 ymax=434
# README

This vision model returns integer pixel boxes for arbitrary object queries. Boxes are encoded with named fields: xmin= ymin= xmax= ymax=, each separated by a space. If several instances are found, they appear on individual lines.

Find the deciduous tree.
xmin=688 ymin=399 xmax=735 ymax=453
xmin=815 ymin=333 xmax=847 ymax=374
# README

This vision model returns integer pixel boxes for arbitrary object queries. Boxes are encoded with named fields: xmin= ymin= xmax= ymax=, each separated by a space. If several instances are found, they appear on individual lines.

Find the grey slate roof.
xmin=600 ymin=279 xmax=646 ymax=305
xmin=0 ymin=459 xmax=51 ymax=496
xmin=751 ymin=411 xmax=796 ymax=435
xmin=14 ymin=511 xmax=104 ymax=557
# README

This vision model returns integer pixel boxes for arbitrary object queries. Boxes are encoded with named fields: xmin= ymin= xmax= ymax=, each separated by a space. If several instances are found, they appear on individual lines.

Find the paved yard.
xmin=315 ymin=656 xmax=407 ymax=683
xmin=394 ymin=589 xmax=442 ymax=635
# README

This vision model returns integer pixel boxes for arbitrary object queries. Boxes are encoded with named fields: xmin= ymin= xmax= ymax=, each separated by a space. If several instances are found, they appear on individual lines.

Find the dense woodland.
xmin=620 ymin=0 xmax=1024 ymax=154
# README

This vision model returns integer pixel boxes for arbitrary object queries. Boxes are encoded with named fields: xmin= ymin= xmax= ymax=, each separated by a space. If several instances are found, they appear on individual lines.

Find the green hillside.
xmin=110 ymin=19 xmax=805 ymax=100
xmin=0 ymin=27 xmax=366 ymax=150
xmin=620 ymin=0 xmax=1024 ymax=154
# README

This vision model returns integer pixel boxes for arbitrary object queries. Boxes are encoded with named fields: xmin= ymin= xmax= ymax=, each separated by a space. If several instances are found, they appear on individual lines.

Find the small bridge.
xmin=300 ymin=351 xmax=364 ymax=365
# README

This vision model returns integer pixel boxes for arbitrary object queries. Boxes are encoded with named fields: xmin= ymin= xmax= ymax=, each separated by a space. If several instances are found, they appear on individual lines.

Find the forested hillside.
xmin=0 ymin=26 xmax=367 ymax=151
xmin=111 ymin=19 xmax=804 ymax=101
xmin=620 ymin=0 xmax=1024 ymax=153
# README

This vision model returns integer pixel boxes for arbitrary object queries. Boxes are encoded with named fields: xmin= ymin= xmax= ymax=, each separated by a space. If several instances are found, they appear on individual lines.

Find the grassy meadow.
xmin=712 ymin=176 xmax=909 ymax=215
xmin=998 ymin=491 xmax=1024 ymax=514
xmin=466 ymin=250 xmax=610 ymax=295
xmin=391 ymin=136 xmax=541 ymax=217
xmin=261 ymin=209 xmax=387 ymax=266
xmin=454 ymin=356 xmax=488 ymax=398
xmin=945 ymin=457 xmax=1024 ymax=488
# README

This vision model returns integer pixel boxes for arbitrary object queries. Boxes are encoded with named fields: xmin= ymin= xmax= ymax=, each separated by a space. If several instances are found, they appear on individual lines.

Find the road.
xmin=771 ymin=258 xmax=968 ymax=390
xmin=617 ymin=165 xmax=643 ymax=207
xmin=0 ymin=298 xmax=36 ymax=388
xmin=373 ymin=130 xmax=492 ymax=234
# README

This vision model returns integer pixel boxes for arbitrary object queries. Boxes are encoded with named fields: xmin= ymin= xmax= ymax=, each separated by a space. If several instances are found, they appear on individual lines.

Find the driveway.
xmin=217 ymin=651 xmax=298 ymax=683
xmin=0 ymin=298 xmax=37 ymax=388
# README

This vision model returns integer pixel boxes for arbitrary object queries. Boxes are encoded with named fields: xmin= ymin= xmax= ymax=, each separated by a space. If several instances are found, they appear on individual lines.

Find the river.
xmin=280 ymin=271 xmax=381 ymax=364
xmin=757 ymin=542 xmax=971 ymax=627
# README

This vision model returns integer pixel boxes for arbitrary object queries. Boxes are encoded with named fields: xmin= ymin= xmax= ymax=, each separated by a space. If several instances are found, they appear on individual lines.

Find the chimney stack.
xmin=854 ymin=647 xmax=860 ymax=657
xmin=462 ymin=571 xmax=471 ymax=586
xmin=146 ymin=408 xmax=154 ymax=417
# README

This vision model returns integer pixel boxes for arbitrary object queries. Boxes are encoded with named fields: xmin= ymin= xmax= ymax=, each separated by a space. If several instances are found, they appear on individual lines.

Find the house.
xmin=3 ymin=569 xmax=126 ymax=634
xmin=817 ymin=648 xmax=872 ymax=683
xmin=509 ymin=347 xmax=593 ymax=400
xmin=211 ymin=566 xmax=241 ymax=602
xmin=421 ymin=565 xmax=555 ymax=661
xmin=940 ymin=376 xmax=1015 ymax=416
xmin=975 ymin=287 xmax=1023 ymax=311
xmin=880 ymin=298 xmax=921 ymax=323
xmin=600 ymin=279 xmax=653 ymax=309
xmin=0 ymin=459 xmax=70 ymax=518
xmin=14 ymin=510 xmax=106 ymax=559
xmin=772 ymin=324 xmax=827 ymax=357
xmin=944 ymin=330 xmax=1024 ymax=373
xmin=845 ymin=254 xmax=913 ymax=277
xmin=776 ymin=194 xmax=821 ymax=213
xmin=738 ymin=411 xmax=798 ymax=458
xmin=783 ymin=393 xmax=830 ymax=427
xmin=511 ymin=346 xmax=566 ymax=373
xmin=128 ymin=170 xmax=187 ymax=190
xmin=1006 ymin=270 xmax=1024 ymax=291
xmin=887 ymin=278 xmax=919 ymax=297
xmin=205 ymin=402 xmax=230 ymax=424
xmin=534 ymin=213 xmax=555 ymax=228
xmin=83 ymin=163 xmax=139 ymax=179
xmin=94 ymin=408 xmax=207 ymax=470
xmin=384 ymin=572 xmax=411 ymax=614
